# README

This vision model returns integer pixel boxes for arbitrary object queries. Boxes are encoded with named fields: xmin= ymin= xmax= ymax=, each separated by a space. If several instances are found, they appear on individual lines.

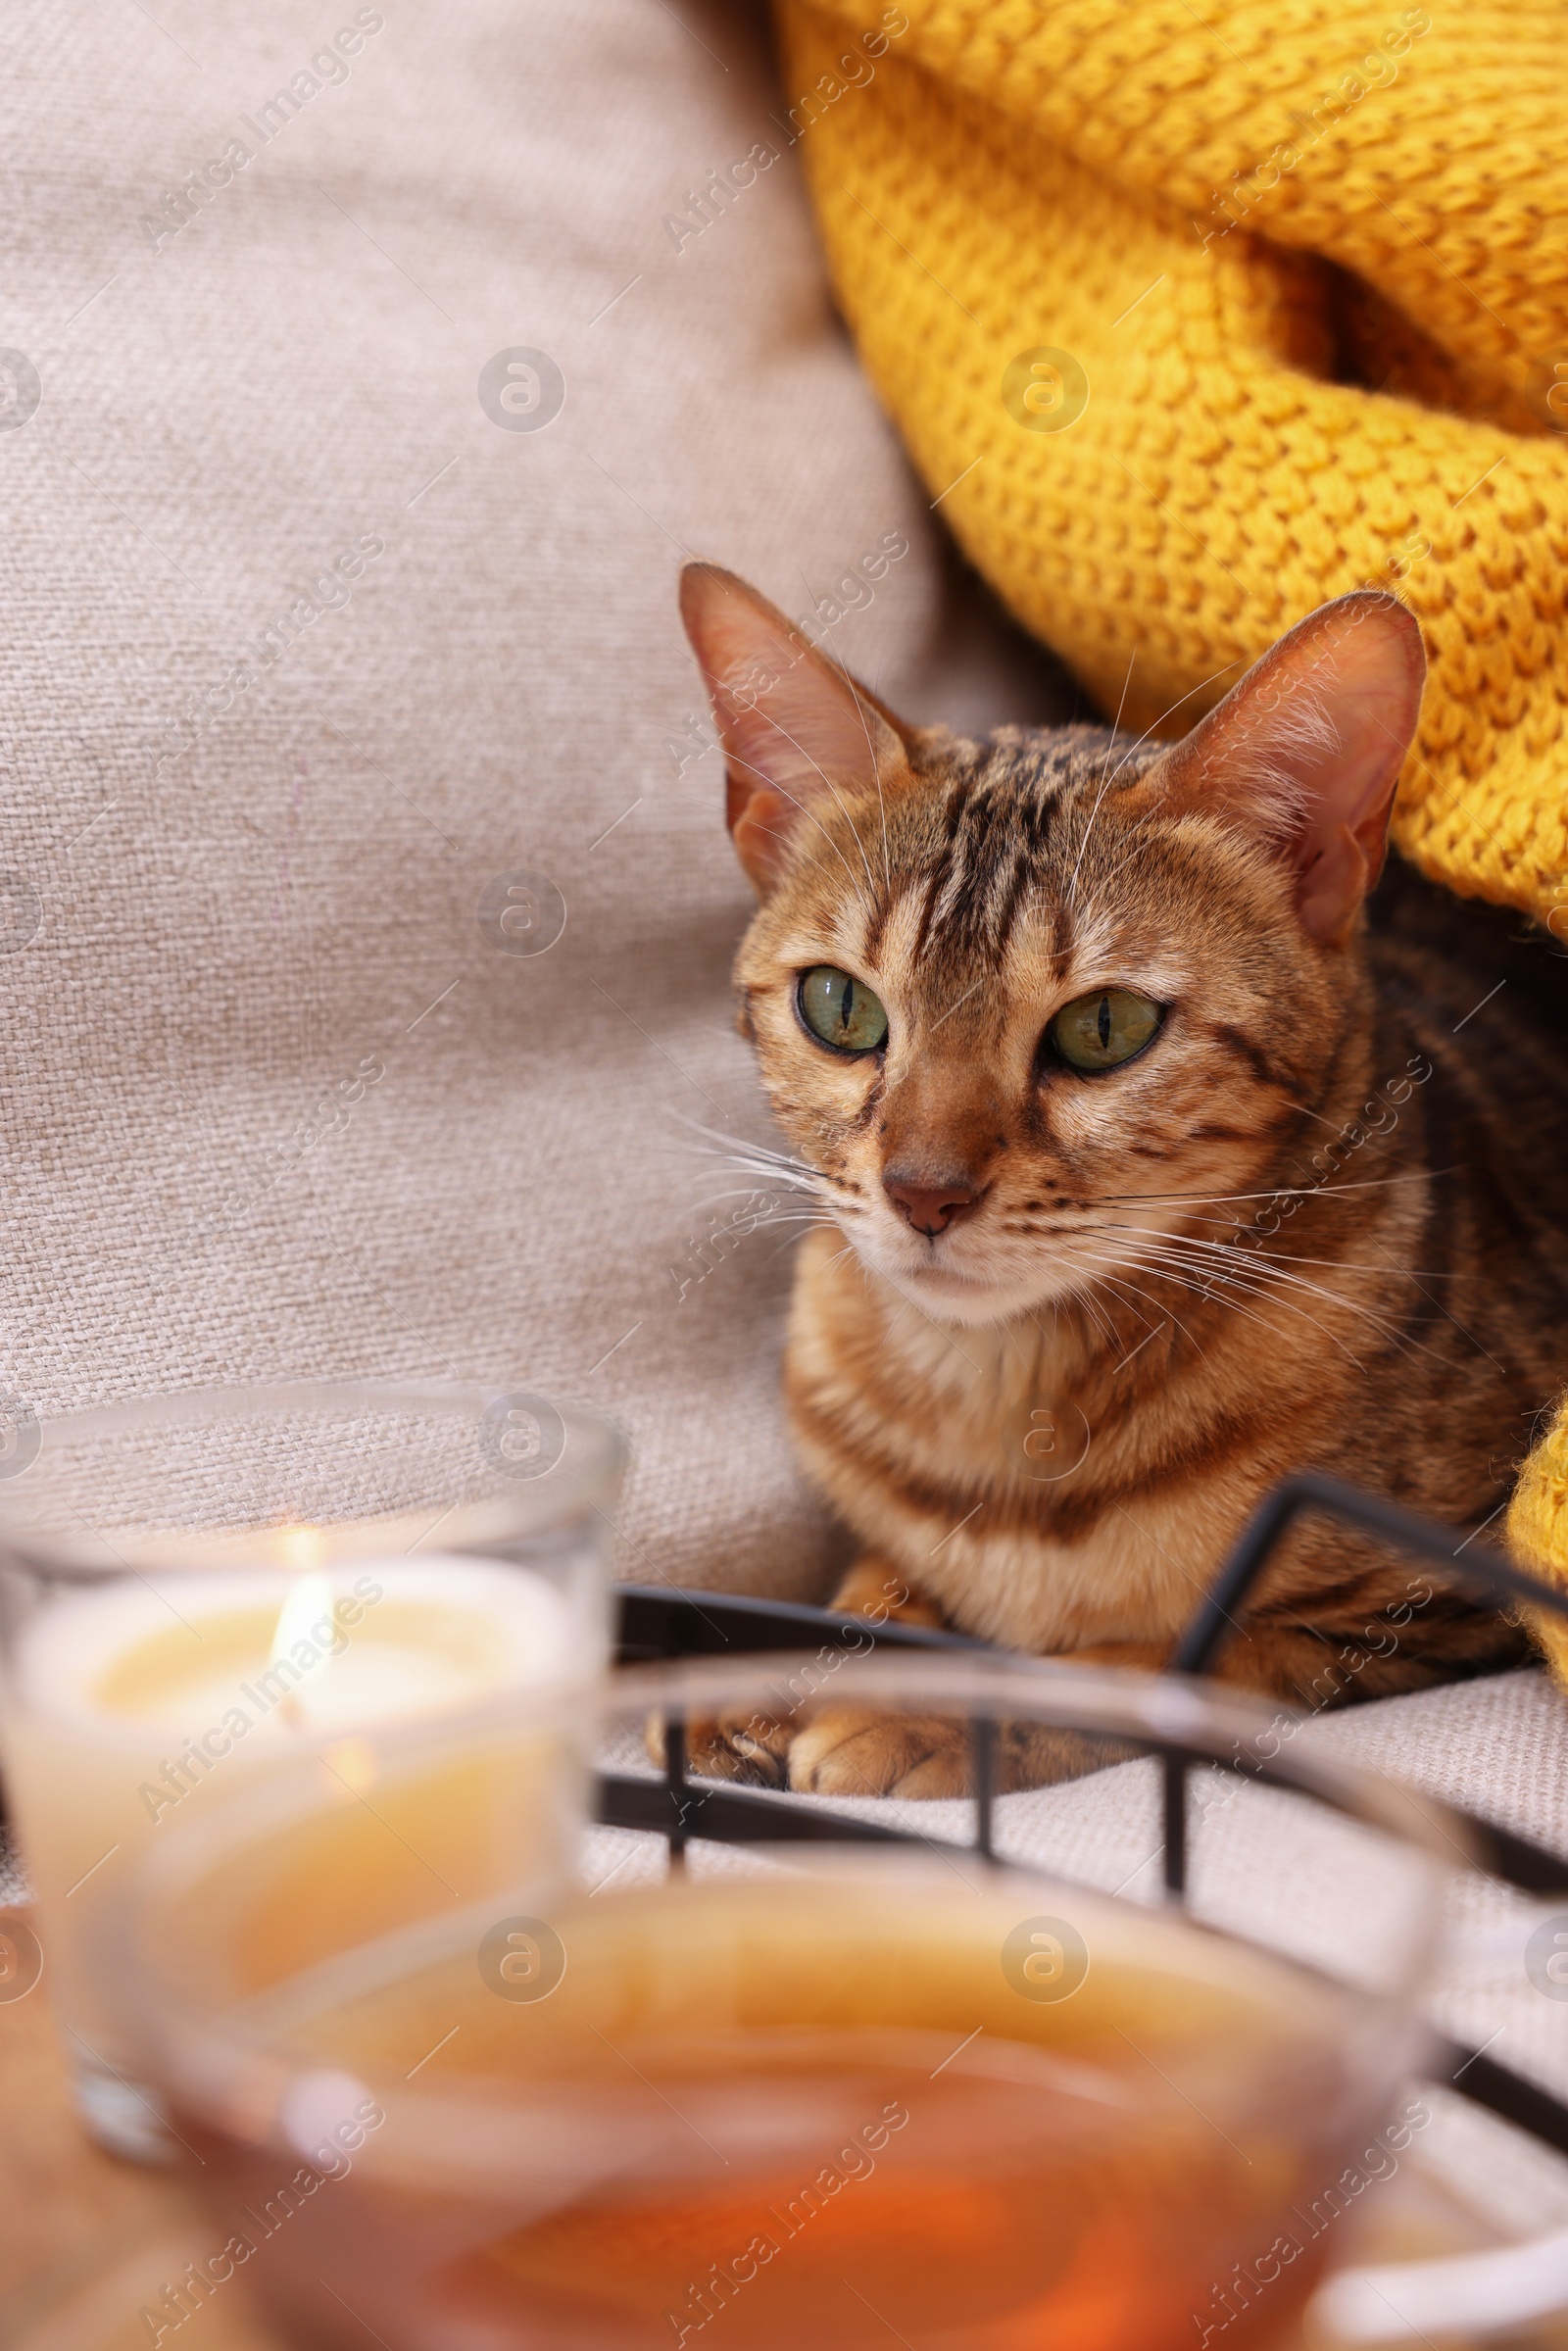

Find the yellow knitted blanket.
xmin=773 ymin=0 xmax=1568 ymax=1661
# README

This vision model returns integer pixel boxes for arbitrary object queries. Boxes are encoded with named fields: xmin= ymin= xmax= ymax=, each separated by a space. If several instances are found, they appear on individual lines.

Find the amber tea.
xmin=146 ymin=1864 xmax=1399 ymax=2351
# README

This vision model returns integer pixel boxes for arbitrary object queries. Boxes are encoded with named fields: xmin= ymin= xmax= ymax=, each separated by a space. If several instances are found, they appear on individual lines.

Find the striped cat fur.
xmin=676 ymin=565 xmax=1568 ymax=1797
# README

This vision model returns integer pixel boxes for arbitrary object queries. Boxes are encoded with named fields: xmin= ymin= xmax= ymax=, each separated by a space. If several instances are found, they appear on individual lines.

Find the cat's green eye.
xmin=798 ymin=965 xmax=889 ymax=1055
xmin=1050 ymin=987 xmax=1163 ymax=1073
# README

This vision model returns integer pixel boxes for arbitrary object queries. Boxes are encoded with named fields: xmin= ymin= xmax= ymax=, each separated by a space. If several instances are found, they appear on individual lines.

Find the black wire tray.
xmin=605 ymin=1470 xmax=1568 ymax=2166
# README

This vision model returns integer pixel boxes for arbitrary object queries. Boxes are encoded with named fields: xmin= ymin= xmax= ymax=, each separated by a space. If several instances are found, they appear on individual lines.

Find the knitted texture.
xmin=774 ymin=0 xmax=1568 ymax=922
xmin=1510 ymin=1403 xmax=1568 ymax=1683
xmin=775 ymin=0 xmax=1568 ymax=1642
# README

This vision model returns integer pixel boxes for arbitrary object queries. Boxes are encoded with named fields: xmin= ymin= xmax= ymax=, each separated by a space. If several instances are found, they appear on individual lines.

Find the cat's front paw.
xmin=662 ymin=1706 xmax=797 ymax=1788
xmin=787 ymin=1708 xmax=972 ymax=1799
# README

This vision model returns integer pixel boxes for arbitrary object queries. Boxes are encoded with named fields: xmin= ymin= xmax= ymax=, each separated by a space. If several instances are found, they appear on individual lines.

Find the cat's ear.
xmin=679 ymin=563 xmax=908 ymax=895
xmin=1151 ymin=591 xmax=1426 ymax=943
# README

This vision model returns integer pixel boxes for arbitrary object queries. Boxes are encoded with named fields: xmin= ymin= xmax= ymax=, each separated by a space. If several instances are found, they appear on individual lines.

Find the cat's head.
xmin=680 ymin=566 xmax=1425 ymax=1329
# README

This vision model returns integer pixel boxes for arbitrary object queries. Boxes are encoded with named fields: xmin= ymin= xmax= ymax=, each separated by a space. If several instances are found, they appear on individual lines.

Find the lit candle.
xmin=1 ymin=1550 xmax=583 ymax=2139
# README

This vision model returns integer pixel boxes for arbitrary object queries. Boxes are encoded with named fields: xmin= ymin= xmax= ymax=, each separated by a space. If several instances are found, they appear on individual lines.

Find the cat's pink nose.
xmin=883 ymin=1173 xmax=979 ymax=1238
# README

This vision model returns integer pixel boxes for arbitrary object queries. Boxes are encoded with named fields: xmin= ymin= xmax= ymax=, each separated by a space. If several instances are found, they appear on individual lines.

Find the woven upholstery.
xmin=0 ymin=0 xmax=1057 ymax=1598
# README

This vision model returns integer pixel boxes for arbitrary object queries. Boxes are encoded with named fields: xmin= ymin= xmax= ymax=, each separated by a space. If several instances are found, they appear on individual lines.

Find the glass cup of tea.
xmin=105 ymin=1649 xmax=1470 ymax=2351
xmin=0 ymin=1379 xmax=623 ymax=2160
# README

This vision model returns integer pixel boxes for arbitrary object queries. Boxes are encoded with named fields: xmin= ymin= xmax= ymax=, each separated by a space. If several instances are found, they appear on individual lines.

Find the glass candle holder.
xmin=0 ymin=1380 xmax=623 ymax=2161
xmin=108 ymin=1652 xmax=1460 ymax=2351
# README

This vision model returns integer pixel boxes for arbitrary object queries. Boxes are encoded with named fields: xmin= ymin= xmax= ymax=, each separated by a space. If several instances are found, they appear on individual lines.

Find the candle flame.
xmin=270 ymin=1571 xmax=334 ymax=1730
xmin=276 ymin=1525 xmax=328 ymax=1574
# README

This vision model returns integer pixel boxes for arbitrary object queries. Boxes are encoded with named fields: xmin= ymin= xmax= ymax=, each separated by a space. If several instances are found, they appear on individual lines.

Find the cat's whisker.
xmin=670 ymin=1123 xmax=813 ymax=1169
xmin=1099 ymin=1272 xmax=1207 ymax=1366
xmin=670 ymin=1116 xmax=826 ymax=1182
xmin=1066 ymin=1218 xmax=1364 ymax=1320
xmin=1089 ymin=1274 xmax=1159 ymax=1340
xmin=1071 ymin=1212 xmax=1463 ymax=1281
xmin=1071 ymin=1259 xmax=1170 ymax=1335
xmin=1098 ymin=658 xmax=1244 ymax=793
xmin=1054 ymin=1238 xmax=1313 ymax=1357
xmin=1081 ymin=1212 xmax=1465 ymax=1267
xmin=1104 ymin=1207 xmax=1324 ymax=1235
xmin=763 ymin=1224 xmax=845 ymax=1263
xmin=1085 ymin=1216 xmax=1414 ymax=1302
xmin=688 ymin=1142 xmax=816 ymax=1178
xmin=686 ymin=1185 xmax=859 ymax=1241
xmin=685 ymin=1148 xmax=822 ymax=1190
xmin=1070 ymin=1282 xmax=1120 ymax=1352
xmin=1065 ymin=1271 xmax=1120 ymax=1348
xmin=689 ymin=1183 xmax=816 ymax=1210
xmin=1104 ymin=1212 xmax=1447 ymax=1373
xmin=1115 ymin=1252 xmax=1370 ymax=1368
xmin=1087 ymin=1229 xmax=1421 ymax=1367
xmin=1020 ymin=1241 xmax=1189 ymax=1335
xmin=1071 ymin=1212 xmax=1439 ymax=1269
xmin=690 ymin=1177 xmax=820 ymax=1215
xmin=1094 ymin=1171 xmax=1453 ymax=1205
xmin=1073 ymin=1265 xmax=1198 ymax=1365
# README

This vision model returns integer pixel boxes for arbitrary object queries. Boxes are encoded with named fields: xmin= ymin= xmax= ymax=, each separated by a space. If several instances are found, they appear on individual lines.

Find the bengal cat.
xmin=677 ymin=563 xmax=1568 ymax=1797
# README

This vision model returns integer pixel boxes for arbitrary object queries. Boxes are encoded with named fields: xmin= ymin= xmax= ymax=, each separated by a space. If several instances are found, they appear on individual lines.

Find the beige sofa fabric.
xmin=0 ymin=0 xmax=1055 ymax=1596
